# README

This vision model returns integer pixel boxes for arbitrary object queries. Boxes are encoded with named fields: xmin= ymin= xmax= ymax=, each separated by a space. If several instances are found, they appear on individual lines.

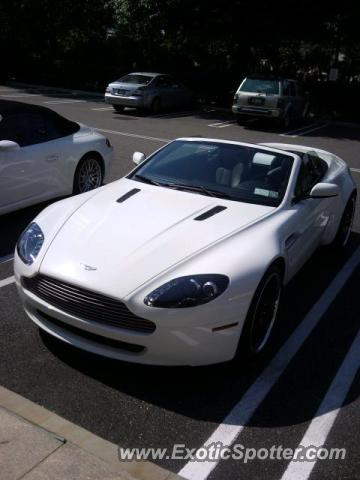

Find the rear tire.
xmin=151 ymin=97 xmax=161 ymax=115
xmin=236 ymin=264 xmax=283 ymax=360
xmin=113 ymin=105 xmax=124 ymax=113
xmin=236 ymin=116 xmax=247 ymax=125
xmin=282 ymin=110 xmax=292 ymax=129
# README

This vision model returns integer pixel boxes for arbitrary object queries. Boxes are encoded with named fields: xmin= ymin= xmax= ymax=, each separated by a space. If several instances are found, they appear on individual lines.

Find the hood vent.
xmin=117 ymin=188 xmax=141 ymax=203
xmin=194 ymin=205 xmax=227 ymax=221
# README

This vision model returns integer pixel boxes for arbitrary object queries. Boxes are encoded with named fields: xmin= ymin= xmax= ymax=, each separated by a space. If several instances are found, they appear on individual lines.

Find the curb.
xmin=6 ymin=81 xmax=104 ymax=98
xmin=0 ymin=385 xmax=184 ymax=480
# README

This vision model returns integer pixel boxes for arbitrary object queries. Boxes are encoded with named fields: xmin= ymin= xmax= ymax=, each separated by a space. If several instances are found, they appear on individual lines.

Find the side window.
xmin=294 ymin=153 xmax=327 ymax=199
xmin=308 ymin=152 xmax=328 ymax=179
xmin=20 ymin=113 xmax=51 ymax=146
xmin=283 ymin=81 xmax=296 ymax=96
xmin=297 ymin=83 xmax=304 ymax=96
xmin=283 ymin=81 xmax=290 ymax=96
xmin=288 ymin=82 xmax=296 ymax=96
xmin=0 ymin=114 xmax=28 ymax=146
xmin=156 ymin=76 xmax=171 ymax=88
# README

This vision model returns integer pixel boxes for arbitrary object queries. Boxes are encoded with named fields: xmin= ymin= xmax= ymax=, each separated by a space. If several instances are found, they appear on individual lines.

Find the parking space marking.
xmin=91 ymin=107 xmax=113 ymax=111
xmin=280 ymin=123 xmax=328 ymax=138
xmin=43 ymin=100 xmax=86 ymax=105
xmin=0 ymin=93 xmax=41 ymax=98
xmin=208 ymin=120 xmax=237 ymax=128
xmin=95 ymin=127 xmax=170 ymax=143
xmin=0 ymin=254 xmax=14 ymax=265
xmin=350 ymin=168 xmax=360 ymax=174
xmin=0 ymin=276 xmax=15 ymax=289
xmin=281 ymin=327 xmax=360 ymax=480
xmin=179 ymin=245 xmax=360 ymax=480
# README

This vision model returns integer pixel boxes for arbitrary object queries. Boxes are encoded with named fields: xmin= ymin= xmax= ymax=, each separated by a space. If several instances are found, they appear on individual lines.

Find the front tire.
xmin=282 ymin=110 xmax=292 ymax=129
xmin=151 ymin=97 xmax=161 ymax=115
xmin=237 ymin=264 xmax=283 ymax=359
xmin=73 ymin=155 xmax=103 ymax=194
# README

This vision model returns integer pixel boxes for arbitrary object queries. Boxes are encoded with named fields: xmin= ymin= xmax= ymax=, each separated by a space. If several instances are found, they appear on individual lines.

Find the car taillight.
xmin=106 ymin=86 xmax=111 ymax=93
xmin=233 ymin=93 xmax=239 ymax=102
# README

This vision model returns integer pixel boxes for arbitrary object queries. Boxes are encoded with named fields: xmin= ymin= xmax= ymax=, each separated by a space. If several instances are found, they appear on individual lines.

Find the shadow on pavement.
xmin=41 ymin=234 xmax=360 ymax=428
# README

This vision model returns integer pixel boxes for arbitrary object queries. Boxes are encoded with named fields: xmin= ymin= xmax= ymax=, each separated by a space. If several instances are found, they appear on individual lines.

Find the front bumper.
xmin=16 ymin=275 xmax=244 ymax=366
xmin=232 ymin=105 xmax=281 ymax=118
xmin=105 ymin=93 xmax=144 ymax=108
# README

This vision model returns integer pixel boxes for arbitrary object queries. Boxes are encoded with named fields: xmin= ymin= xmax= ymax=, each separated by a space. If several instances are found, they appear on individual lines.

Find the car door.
xmin=154 ymin=75 xmax=175 ymax=109
xmin=0 ymin=112 xmax=61 ymax=211
xmin=285 ymin=153 xmax=331 ymax=277
xmin=169 ymin=78 xmax=192 ymax=108
xmin=282 ymin=80 xmax=298 ymax=115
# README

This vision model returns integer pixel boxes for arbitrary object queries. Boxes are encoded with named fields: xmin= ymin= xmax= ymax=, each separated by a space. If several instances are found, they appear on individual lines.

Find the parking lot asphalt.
xmin=1 ymin=84 xmax=360 ymax=480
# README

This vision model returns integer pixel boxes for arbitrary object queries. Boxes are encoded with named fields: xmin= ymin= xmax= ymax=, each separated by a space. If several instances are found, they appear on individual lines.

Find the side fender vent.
xmin=117 ymin=188 xmax=141 ymax=203
xmin=194 ymin=206 xmax=227 ymax=221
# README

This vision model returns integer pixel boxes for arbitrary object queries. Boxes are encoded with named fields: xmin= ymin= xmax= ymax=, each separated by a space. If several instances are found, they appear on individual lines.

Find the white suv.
xmin=232 ymin=76 xmax=309 ymax=128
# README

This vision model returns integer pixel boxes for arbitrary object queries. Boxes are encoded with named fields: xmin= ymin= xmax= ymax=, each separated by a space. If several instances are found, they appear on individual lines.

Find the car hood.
xmin=40 ymin=179 xmax=274 ymax=298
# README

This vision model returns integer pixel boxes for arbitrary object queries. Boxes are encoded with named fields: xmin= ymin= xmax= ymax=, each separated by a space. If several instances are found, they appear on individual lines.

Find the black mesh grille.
xmin=37 ymin=310 xmax=145 ymax=353
xmin=22 ymin=275 xmax=156 ymax=334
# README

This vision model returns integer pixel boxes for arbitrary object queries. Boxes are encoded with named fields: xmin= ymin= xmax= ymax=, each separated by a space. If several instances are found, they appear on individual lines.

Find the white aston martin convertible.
xmin=14 ymin=138 xmax=356 ymax=366
xmin=0 ymin=100 xmax=113 ymax=215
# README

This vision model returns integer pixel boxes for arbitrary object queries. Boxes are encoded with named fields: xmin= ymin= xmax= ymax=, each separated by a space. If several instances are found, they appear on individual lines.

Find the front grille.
xmin=37 ymin=310 xmax=145 ymax=353
xmin=22 ymin=275 xmax=156 ymax=334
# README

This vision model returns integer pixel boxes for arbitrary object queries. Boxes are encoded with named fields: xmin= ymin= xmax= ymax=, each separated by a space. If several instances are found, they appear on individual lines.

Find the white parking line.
xmin=95 ymin=127 xmax=170 ymax=143
xmin=0 ymin=276 xmax=15 ymax=289
xmin=179 ymin=245 xmax=360 ymax=480
xmin=350 ymin=168 xmax=360 ymax=174
xmin=91 ymin=107 xmax=113 ymax=111
xmin=280 ymin=123 xmax=328 ymax=138
xmin=43 ymin=100 xmax=86 ymax=105
xmin=0 ymin=94 xmax=41 ymax=98
xmin=0 ymin=254 xmax=14 ymax=265
xmin=281 ymin=327 xmax=360 ymax=480
xmin=208 ymin=120 xmax=236 ymax=128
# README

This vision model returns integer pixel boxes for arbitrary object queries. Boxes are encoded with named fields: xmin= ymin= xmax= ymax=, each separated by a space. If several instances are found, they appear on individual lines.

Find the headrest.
xmin=252 ymin=152 xmax=276 ymax=166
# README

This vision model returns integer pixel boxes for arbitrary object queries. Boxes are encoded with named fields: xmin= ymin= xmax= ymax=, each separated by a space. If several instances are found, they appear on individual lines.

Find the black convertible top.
xmin=0 ymin=99 xmax=80 ymax=136
xmin=0 ymin=99 xmax=56 ymax=116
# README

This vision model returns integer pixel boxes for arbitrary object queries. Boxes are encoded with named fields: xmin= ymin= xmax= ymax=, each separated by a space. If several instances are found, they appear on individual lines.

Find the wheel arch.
xmin=76 ymin=151 xmax=105 ymax=177
xmin=73 ymin=151 xmax=105 ymax=194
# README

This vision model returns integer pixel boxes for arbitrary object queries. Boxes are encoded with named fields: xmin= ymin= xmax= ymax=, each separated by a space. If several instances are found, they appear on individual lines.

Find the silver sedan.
xmin=105 ymin=72 xmax=194 ymax=114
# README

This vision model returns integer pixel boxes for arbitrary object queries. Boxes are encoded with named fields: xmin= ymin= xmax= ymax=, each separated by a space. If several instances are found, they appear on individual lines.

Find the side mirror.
xmin=0 ymin=140 xmax=20 ymax=152
xmin=132 ymin=151 xmax=146 ymax=165
xmin=310 ymin=182 xmax=339 ymax=198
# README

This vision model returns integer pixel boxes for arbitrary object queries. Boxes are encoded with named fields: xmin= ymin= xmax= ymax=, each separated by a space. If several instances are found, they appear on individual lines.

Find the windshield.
xmin=240 ymin=78 xmax=280 ymax=95
xmin=117 ymin=74 xmax=154 ymax=85
xmin=129 ymin=141 xmax=294 ymax=207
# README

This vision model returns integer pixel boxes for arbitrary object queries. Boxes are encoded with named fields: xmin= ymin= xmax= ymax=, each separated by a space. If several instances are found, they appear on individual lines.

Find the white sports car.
xmin=14 ymin=138 xmax=356 ymax=366
xmin=0 ymin=100 xmax=113 ymax=215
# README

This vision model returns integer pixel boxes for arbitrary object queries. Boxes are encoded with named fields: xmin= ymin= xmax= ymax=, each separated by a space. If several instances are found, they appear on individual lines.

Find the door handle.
xmin=46 ymin=155 xmax=59 ymax=162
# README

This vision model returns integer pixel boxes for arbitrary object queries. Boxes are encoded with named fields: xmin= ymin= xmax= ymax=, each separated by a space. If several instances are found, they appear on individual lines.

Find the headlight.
xmin=144 ymin=274 xmax=229 ymax=308
xmin=17 ymin=222 xmax=44 ymax=265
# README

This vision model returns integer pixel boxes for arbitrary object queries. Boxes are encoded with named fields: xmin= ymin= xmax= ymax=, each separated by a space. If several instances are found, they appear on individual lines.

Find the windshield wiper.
xmin=133 ymin=175 xmax=231 ymax=199
xmin=166 ymin=183 xmax=232 ymax=199
xmin=133 ymin=174 xmax=162 ymax=186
